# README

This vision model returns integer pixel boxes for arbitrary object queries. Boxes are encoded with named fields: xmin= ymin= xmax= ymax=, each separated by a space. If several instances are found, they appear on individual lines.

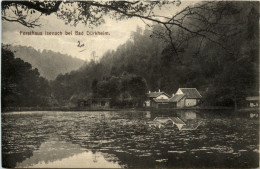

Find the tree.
xmin=91 ymin=72 xmax=147 ymax=107
xmin=2 ymin=1 xmax=245 ymax=57
xmin=2 ymin=45 xmax=51 ymax=108
xmin=4 ymin=1 xmax=257 ymax=109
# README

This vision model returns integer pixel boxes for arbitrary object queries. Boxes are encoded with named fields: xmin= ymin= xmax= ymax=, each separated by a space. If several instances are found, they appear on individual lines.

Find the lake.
xmin=2 ymin=110 xmax=259 ymax=168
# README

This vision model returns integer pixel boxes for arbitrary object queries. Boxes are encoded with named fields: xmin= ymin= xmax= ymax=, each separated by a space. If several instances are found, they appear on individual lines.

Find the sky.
xmin=2 ymin=2 xmax=194 ymax=61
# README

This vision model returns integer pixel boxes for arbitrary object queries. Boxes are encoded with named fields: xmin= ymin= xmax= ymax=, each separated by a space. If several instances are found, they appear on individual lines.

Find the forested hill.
xmin=7 ymin=45 xmax=85 ymax=80
xmin=2 ymin=1 xmax=258 ymax=109
xmin=51 ymin=1 xmax=258 ymax=108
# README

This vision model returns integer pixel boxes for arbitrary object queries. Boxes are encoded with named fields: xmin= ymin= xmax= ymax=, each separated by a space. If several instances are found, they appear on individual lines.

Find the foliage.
xmin=1 ymin=1 xmax=177 ymax=27
xmin=2 ymin=1 xmax=238 ymax=54
xmin=93 ymin=72 xmax=148 ymax=107
xmin=50 ymin=1 xmax=259 ymax=108
xmin=2 ymin=1 xmax=259 ymax=109
xmin=50 ymin=61 xmax=109 ymax=105
xmin=1 ymin=46 xmax=52 ymax=108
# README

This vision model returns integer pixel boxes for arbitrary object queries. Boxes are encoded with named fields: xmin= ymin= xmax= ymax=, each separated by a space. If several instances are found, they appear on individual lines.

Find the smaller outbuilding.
xmin=77 ymin=99 xmax=88 ymax=107
xmin=151 ymin=98 xmax=169 ymax=109
xmin=87 ymin=98 xmax=111 ymax=109
xmin=78 ymin=98 xmax=111 ymax=109
xmin=145 ymin=89 xmax=171 ymax=108
xmin=245 ymin=96 xmax=259 ymax=107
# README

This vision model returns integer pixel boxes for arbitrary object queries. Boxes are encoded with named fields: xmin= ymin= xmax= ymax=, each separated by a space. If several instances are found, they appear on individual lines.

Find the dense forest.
xmin=7 ymin=45 xmax=85 ymax=80
xmin=2 ymin=46 xmax=52 ymax=108
xmin=2 ymin=1 xmax=259 ymax=109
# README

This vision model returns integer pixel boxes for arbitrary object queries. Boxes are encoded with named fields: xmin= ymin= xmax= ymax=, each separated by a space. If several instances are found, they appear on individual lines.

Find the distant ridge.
xmin=7 ymin=45 xmax=85 ymax=80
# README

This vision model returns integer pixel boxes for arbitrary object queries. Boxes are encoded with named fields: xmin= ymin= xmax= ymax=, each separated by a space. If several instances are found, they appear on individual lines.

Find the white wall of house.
xmin=185 ymin=99 xmax=197 ymax=107
xmin=104 ymin=102 xmax=110 ymax=108
xmin=156 ymin=94 xmax=169 ymax=99
xmin=145 ymin=100 xmax=151 ymax=107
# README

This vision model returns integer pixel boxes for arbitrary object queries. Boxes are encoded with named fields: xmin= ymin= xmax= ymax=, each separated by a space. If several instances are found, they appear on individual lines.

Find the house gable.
xmin=155 ymin=93 xmax=170 ymax=99
xmin=176 ymin=89 xmax=184 ymax=95
xmin=147 ymin=92 xmax=170 ymax=99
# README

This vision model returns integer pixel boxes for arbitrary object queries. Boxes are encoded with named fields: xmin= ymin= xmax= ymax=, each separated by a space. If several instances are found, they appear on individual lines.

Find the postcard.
xmin=1 ymin=0 xmax=259 ymax=168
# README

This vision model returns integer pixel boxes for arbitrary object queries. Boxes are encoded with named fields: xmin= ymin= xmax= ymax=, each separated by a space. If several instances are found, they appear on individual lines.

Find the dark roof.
xmin=246 ymin=96 xmax=259 ymax=101
xmin=147 ymin=92 xmax=170 ymax=98
xmin=169 ymin=94 xmax=185 ymax=102
xmin=152 ymin=98 xmax=169 ymax=103
xmin=179 ymin=88 xmax=202 ymax=98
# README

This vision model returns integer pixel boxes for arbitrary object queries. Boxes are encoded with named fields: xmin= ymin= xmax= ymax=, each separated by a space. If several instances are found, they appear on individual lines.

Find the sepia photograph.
xmin=1 ymin=0 xmax=259 ymax=168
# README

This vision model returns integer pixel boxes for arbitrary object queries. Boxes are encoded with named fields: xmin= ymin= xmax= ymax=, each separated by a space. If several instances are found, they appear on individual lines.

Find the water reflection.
xmin=2 ymin=110 xmax=259 ymax=168
xmin=179 ymin=111 xmax=201 ymax=130
xmin=179 ymin=111 xmax=197 ymax=120
xmin=16 ymin=136 xmax=121 ymax=168
xmin=150 ymin=111 xmax=201 ymax=130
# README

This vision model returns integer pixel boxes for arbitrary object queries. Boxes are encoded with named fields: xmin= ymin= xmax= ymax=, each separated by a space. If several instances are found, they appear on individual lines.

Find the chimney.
xmin=159 ymin=89 xmax=160 ymax=92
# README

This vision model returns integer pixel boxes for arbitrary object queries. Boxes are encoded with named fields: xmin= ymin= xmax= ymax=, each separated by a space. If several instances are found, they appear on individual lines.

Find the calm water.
xmin=2 ymin=110 xmax=259 ymax=168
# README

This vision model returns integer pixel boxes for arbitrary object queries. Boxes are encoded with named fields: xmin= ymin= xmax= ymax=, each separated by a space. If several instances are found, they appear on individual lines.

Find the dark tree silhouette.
xmin=2 ymin=45 xmax=51 ymax=109
xmin=2 ymin=1 xmax=246 ymax=57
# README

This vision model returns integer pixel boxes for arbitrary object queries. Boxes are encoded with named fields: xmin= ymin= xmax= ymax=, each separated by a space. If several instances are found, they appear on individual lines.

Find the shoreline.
xmin=1 ymin=106 xmax=258 ymax=113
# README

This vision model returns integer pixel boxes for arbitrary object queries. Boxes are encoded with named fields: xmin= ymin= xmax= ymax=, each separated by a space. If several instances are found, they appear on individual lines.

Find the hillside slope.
xmin=7 ymin=45 xmax=85 ymax=80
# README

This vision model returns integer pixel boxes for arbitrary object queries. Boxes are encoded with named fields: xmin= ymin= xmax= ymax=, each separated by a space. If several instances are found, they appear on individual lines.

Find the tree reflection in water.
xmin=2 ymin=110 xmax=259 ymax=168
xmin=15 ymin=136 xmax=121 ymax=168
